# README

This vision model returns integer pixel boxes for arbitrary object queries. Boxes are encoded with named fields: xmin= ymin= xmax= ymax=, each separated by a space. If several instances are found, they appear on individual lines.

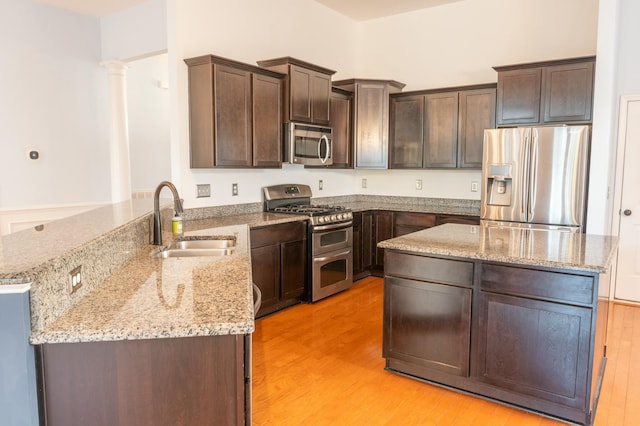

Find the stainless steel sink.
xmin=154 ymin=238 xmax=236 ymax=258
xmin=170 ymin=239 xmax=236 ymax=250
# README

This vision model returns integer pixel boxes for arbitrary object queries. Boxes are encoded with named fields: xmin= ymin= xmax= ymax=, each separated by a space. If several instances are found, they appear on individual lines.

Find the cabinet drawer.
xmin=394 ymin=212 xmax=436 ymax=227
xmin=435 ymin=215 xmax=479 ymax=226
xmin=385 ymin=251 xmax=474 ymax=287
xmin=250 ymin=221 xmax=307 ymax=248
xmin=481 ymin=264 xmax=594 ymax=305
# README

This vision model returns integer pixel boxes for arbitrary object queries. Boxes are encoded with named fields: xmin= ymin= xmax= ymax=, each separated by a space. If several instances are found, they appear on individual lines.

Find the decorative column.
xmin=102 ymin=60 xmax=132 ymax=203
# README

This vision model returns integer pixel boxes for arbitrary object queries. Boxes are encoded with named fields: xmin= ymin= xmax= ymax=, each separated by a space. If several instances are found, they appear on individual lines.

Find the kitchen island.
xmin=378 ymin=223 xmax=617 ymax=425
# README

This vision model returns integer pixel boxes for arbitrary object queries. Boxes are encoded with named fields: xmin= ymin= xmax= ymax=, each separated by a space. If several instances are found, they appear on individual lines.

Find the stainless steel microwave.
xmin=284 ymin=122 xmax=333 ymax=166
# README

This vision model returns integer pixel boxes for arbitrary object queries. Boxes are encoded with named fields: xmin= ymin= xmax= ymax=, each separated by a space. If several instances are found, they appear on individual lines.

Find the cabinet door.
xmin=289 ymin=65 xmax=331 ymax=125
xmin=252 ymin=73 xmax=282 ymax=168
xmin=280 ymin=239 xmax=306 ymax=300
xmin=327 ymin=90 xmax=352 ymax=168
xmin=250 ymin=244 xmax=279 ymax=316
xmin=374 ymin=211 xmax=393 ymax=269
xmin=352 ymin=212 xmax=363 ymax=275
xmin=542 ymin=61 xmax=594 ymax=123
xmin=496 ymin=68 xmax=542 ymax=126
xmin=424 ymin=92 xmax=458 ymax=168
xmin=361 ymin=211 xmax=374 ymax=271
xmin=355 ymin=83 xmax=390 ymax=169
xmin=310 ymin=72 xmax=331 ymax=125
xmin=389 ymin=95 xmax=424 ymax=169
xmin=187 ymin=62 xmax=215 ymax=168
xmin=475 ymin=291 xmax=591 ymax=409
xmin=289 ymin=65 xmax=313 ymax=123
xmin=214 ymin=65 xmax=253 ymax=167
xmin=458 ymin=88 xmax=496 ymax=169
xmin=383 ymin=276 xmax=472 ymax=376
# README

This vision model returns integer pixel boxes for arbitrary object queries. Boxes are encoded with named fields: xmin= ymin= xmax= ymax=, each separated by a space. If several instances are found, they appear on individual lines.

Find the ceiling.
xmin=314 ymin=0 xmax=463 ymax=21
xmin=37 ymin=0 xmax=463 ymax=20
xmin=36 ymin=0 xmax=147 ymax=17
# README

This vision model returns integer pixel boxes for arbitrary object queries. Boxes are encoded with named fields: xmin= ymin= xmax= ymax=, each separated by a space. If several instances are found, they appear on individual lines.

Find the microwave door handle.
xmin=319 ymin=135 xmax=330 ymax=164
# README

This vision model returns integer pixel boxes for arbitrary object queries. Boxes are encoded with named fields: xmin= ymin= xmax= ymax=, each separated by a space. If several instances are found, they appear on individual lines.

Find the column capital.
xmin=100 ymin=60 xmax=129 ymax=75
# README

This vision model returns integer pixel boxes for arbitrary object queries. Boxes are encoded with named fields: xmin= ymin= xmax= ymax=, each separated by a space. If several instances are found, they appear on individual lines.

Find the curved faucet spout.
xmin=153 ymin=181 xmax=184 ymax=245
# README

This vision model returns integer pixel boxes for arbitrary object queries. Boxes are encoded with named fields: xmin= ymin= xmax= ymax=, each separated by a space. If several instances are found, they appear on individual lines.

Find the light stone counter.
xmin=30 ymin=225 xmax=254 ymax=344
xmin=1 ymin=195 xmax=477 ymax=345
xmin=378 ymin=223 xmax=618 ymax=272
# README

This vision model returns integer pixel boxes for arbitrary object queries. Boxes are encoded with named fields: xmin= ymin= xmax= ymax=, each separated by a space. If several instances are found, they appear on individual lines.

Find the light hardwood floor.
xmin=252 ymin=277 xmax=639 ymax=425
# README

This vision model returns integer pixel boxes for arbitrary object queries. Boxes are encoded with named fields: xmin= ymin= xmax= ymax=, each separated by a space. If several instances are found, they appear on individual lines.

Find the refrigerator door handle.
xmin=521 ymin=128 xmax=531 ymax=222
xmin=528 ymin=129 xmax=539 ymax=221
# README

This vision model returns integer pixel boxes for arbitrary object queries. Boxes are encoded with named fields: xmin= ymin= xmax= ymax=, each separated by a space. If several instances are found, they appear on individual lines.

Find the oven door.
xmin=311 ymin=248 xmax=353 ymax=302
xmin=312 ymin=222 xmax=352 ymax=255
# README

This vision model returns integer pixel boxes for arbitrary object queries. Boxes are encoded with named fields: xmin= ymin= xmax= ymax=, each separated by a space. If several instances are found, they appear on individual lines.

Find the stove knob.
xmin=331 ymin=215 xmax=337 ymax=221
xmin=318 ymin=217 xmax=325 ymax=223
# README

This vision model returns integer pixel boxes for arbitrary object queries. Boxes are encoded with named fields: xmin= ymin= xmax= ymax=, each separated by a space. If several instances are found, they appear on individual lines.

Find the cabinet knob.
xmin=623 ymin=209 xmax=632 ymax=216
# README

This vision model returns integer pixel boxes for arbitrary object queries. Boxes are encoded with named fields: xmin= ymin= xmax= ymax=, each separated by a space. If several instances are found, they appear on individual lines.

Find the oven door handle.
xmin=314 ymin=250 xmax=351 ymax=262
xmin=312 ymin=221 xmax=353 ymax=232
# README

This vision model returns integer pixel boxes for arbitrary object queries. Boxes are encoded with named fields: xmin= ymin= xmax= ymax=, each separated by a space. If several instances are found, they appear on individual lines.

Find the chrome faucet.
xmin=153 ymin=181 xmax=184 ymax=245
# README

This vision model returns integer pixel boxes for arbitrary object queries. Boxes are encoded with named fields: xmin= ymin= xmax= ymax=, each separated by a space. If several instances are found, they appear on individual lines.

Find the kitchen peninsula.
xmin=0 ymin=199 xmax=307 ymax=426
xmin=378 ymin=223 xmax=618 ymax=425
xmin=0 ymin=195 xmax=482 ymax=425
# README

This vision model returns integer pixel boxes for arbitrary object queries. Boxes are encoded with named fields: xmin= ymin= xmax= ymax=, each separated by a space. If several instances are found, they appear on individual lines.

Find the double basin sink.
xmin=154 ymin=237 xmax=236 ymax=258
xmin=153 ymin=235 xmax=261 ymax=314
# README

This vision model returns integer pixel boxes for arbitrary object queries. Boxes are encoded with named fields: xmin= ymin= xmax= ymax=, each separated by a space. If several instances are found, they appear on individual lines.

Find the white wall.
xmin=170 ymin=0 xmax=599 ymax=209
xmin=355 ymin=0 xmax=598 ymax=90
xmin=0 ymin=0 xmax=110 ymax=209
xmin=127 ymin=54 xmax=172 ymax=193
xmin=172 ymin=0 xmax=359 ymax=208
xmin=100 ymin=0 xmax=167 ymax=61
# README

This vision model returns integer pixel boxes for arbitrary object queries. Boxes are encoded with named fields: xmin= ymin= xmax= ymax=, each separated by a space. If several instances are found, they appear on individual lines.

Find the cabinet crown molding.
xmin=184 ymin=54 xmax=286 ymax=79
xmin=256 ymin=56 xmax=336 ymax=75
xmin=492 ymin=55 xmax=596 ymax=72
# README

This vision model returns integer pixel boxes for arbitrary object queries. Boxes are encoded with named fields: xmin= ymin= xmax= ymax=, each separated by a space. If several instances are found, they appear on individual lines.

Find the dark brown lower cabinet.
xmin=383 ymin=276 xmax=471 ymax=376
xmin=373 ymin=211 xmax=393 ymax=274
xmin=37 ymin=334 xmax=249 ymax=426
xmin=383 ymin=250 xmax=607 ymax=426
xmin=353 ymin=211 xmax=479 ymax=280
xmin=250 ymin=221 xmax=307 ymax=317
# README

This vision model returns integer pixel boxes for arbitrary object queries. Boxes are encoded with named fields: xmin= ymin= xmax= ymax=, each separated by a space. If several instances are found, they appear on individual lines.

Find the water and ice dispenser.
xmin=485 ymin=164 xmax=512 ymax=206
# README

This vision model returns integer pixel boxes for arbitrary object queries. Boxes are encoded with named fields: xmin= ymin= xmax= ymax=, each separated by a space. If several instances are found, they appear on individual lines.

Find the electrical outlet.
xmin=318 ymin=179 xmax=323 ymax=190
xmin=471 ymin=181 xmax=478 ymax=192
xmin=69 ymin=265 xmax=82 ymax=294
xmin=232 ymin=183 xmax=238 ymax=196
xmin=362 ymin=178 xmax=367 ymax=188
xmin=416 ymin=179 xmax=423 ymax=190
xmin=196 ymin=184 xmax=211 ymax=198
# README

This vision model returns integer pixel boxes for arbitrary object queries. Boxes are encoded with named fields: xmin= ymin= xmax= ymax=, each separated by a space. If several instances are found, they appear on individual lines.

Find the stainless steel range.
xmin=263 ymin=184 xmax=353 ymax=302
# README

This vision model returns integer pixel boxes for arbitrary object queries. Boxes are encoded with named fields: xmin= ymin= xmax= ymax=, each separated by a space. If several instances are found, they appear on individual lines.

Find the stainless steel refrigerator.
xmin=480 ymin=125 xmax=590 ymax=230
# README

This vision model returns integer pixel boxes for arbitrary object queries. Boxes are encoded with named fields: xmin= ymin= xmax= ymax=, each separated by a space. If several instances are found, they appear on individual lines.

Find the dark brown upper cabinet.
xmin=333 ymin=79 xmax=406 ymax=169
xmin=184 ymin=55 xmax=285 ymax=169
xmin=494 ymin=56 xmax=595 ymax=126
xmin=327 ymin=87 xmax=353 ymax=168
xmin=306 ymin=86 xmax=353 ymax=169
xmin=389 ymin=84 xmax=496 ymax=169
xmin=257 ymin=57 xmax=335 ymax=126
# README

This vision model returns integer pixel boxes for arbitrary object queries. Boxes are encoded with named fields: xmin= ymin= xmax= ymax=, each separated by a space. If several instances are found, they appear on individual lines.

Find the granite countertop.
xmin=378 ymin=223 xmax=618 ymax=273
xmin=29 ymin=213 xmax=309 ymax=344
xmin=30 ymin=225 xmax=254 ymax=344
xmin=345 ymin=200 xmax=480 ymax=216
xmin=2 ymin=195 xmax=478 ymax=345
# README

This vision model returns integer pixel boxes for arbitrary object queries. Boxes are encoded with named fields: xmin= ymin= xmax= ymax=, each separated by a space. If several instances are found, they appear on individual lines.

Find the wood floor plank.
xmin=252 ymin=277 xmax=639 ymax=425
